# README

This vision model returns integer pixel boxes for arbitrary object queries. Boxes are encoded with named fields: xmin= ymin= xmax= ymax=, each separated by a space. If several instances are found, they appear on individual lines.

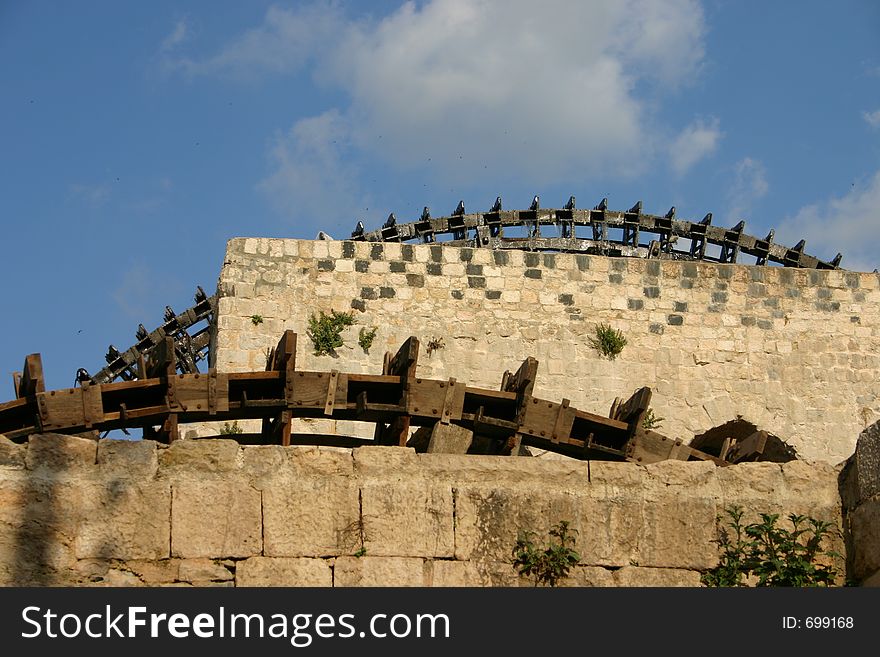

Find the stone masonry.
xmin=0 ymin=434 xmax=848 ymax=587
xmin=212 ymin=238 xmax=880 ymax=464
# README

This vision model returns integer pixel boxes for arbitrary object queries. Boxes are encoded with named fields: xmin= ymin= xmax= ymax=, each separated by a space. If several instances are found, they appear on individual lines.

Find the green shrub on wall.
xmin=307 ymin=310 xmax=356 ymax=356
xmin=512 ymin=521 xmax=581 ymax=587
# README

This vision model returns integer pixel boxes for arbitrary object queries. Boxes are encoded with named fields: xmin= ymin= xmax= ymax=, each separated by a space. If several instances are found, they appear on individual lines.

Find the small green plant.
xmin=250 ymin=314 xmax=263 ymax=326
xmin=353 ymin=547 xmax=367 ymax=558
xmin=589 ymin=323 xmax=627 ymax=360
xmin=307 ymin=310 xmax=356 ymax=356
xmin=358 ymin=326 xmax=378 ymax=353
xmin=426 ymin=336 xmax=445 ymax=356
xmin=220 ymin=421 xmax=243 ymax=435
xmin=642 ymin=408 xmax=664 ymax=431
xmin=701 ymin=505 xmax=841 ymax=587
xmin=512 ymin=520 xmax=581 ymax=587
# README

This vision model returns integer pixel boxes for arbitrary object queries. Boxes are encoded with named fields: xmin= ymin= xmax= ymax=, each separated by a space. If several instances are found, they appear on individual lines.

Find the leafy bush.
xmin=589 ymin=323 xmax=627 ymax=360
xmin=702 ymin=505 xmax=840 ymax=587
xmin=642 ymin=408 xmax=664 ymax=430
xmin=220 ymin=421 xmax=243 ymax=435
xmin=250 ymin=314 xmax=263 ymax=326
xmin=307 ymin=310 xmax=356 ymax=356
xmin=512 ymin=521 xmax=581 ymax=587
xmin=358 ymin=326 xmax=378 ymax=353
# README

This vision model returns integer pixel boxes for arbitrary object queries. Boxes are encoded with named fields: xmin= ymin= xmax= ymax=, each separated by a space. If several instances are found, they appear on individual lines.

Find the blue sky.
xmin=1 ymin=0 xmax=879 ymax=393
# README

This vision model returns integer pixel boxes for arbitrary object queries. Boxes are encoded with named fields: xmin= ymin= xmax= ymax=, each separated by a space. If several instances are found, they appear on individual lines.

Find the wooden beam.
xmin=17 ymin=354 xmax=45 ymax=399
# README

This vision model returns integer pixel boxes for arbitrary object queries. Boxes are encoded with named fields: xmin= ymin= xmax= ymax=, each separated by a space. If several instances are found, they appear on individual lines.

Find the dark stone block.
xmin=485 ymin=290 xmax=501 ymax=300
xmin=379 ymin=287 xmax=396 ymax=298
xmin=370 ymin=244 xmax=384 ymax=261
xmin=680 ymin=279 xmax=694 ymax=289
xmin=543 ymin=254 xmax=556 ymax=269
xmin=426 ymin=263 xmax=442 ymax=276
xmin=525 ymin=253 xmax=540 ymax=268
xmin=707 ymin=305 xmax=723 ymax=313
xmin=627 ymin=299 xmax=644 ymax=310
xmin=576 ymin=255 xmax=590 ymax=271
xmin=757 ymin=319 xmax=773 ymax=330
xmin=647 ymin=261 xmax=661 ymax=277
xmin=681 ymin=263 xmax=697 ymax=278
xmin=401 ymin=244 xmax=414 ymax=262
xmin=459 ymin=248 xmax=474 ymax=262
xmin=666 ymin=314 xmax=684 ymax=326
xmin=525 ymin=269 xmax=542 ymax=280
xmin=608 ymin=274 xmax=623 ymax=284
xmin=750 ymin=268 xmax=765 ymax=282
xmin=361 ymin=287 xmax=377 ymax=300
xmin=355 ymin=260 xmax=369 ymax=273
xmin=785 ymin=288 xmax=800 ymax=298
xmin=350 ymin=299 xmax=366 ymax=312
xmin=558 ymin=294 xmax=574 ymax=306
xmin=815 ymin=301 xmax=841 ymax=312
xmin=718 ymin=266 xmax=734 ymax=279
xmin=779 ymin=269 xmax=795 ymax=285
xmin=466 ymin=263 xmax=483 ymax=276
xmin=711 ymin=291 xmax=728 ymax=304
xmin=763 ymin=297 xmax=779 ymax=308
xmin=845 ymin=273 xmax=861 ymax=289
xmin=643 ymin=286 xmax=661 ymax=298
xmin=468 ymin=276 xmax=486 ymax=289
xmin=851 ymin=316 xmax=861 ymax=324
xmin=674 ymin=301 xmax=688 ymax=312
xmin=741 ymin=316 xmax=756 ymax=327
xmin=817 ymin=287 xmax=832 ymax=299
xmin=747 ymin=283 xmax=766 ymax=297
xmin=809 ymin=271 xmax=827 ymax=286
xmin=854 ymin=291 xmax=866 ymax=302
xmin=649 ymin=323 xmax=665 ymax=335
xmin=317 ymin=259 xmax=335 ymax=272
xmin=430 ymin=245 xmax=443 ymax=263
xmin=611 ymin=259 xmax=628 ymax=272
xmin=406 ymin=274 xmax=425 ymax=287
xmin=493 ymin=251 xmax=509 ymax=265
xmin=451 ymin=290 xmax=464 ymax=300
xmin=390 ymin=261 xmax=407 ymax=273
xmin=342 ymin=242 xmax=355 ymax=259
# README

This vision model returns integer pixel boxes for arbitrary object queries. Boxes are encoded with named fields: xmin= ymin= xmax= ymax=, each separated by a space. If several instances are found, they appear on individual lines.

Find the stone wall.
xmin=841 ymin=421 xmax=880 ymax=586
xmin=0 ymin=434 xmax=847 ymax=587
xmin=213 ymin=238 xmax=880 ymax=464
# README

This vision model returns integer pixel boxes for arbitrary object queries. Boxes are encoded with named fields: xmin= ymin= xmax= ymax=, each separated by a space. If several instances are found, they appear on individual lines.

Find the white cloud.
xmin=863 ymin=109 xmax=880 ymax=128
xmin=164 ymin=4 xmax=342 ymax=80
xmin=777 ymin=171 xmax=880 ymax=272
xmin=172 ymin=0 xmax=708 ymax=195
xmin=68 ymin=182 xmax=111 ymax=207
xmin=257 ymin=109 xmax=367 ymax=232
xmin=724 ymin=157 xmax=768 ymax=223
xmin=160 ymin=18 xmax=188 ymax=54
xmin=670 ymin=117 xmax=721 ymax=175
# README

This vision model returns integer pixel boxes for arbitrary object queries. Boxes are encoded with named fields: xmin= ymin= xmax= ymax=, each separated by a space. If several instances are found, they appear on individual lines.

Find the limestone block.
xmin=171 ymin=479 xmax=261 ymax=558
xmin=850 ymin=499 xmax=880 ymax=582
xmin=353 ymin=446 xmax=417 ymax=476
xmin=559 ymin=565 xmax=616 ymax=587
xmin=159 ymin=439 xmax=240 ymax=474
xmin=0 ymin=435 xmax=25 ymax=469
xmin=236 ymin=557 xmax=333 ymax=587
xmin=637 ymin=496 xmax=718 ymax=569
xmin=126 ymin=559 xmax=181 ymax=584
xmin=77 ymin=480 xmax=171 ymax=560
xmin=334 ymin=556 xmax=428 ymax=587
xmin=842 ymin=421 xmax=880 ymax=510
xmin=178 ymin=558 xmax=235 ymax=583
xmin=263 ymin=477 xmax=359 ymax=557
xmin=0 ymin=474 xmax=82 ymax=583
xmin=426 ymin=423 xmax=473 ymax=454
xmin=97 ymin=438 xmax=158 ymax=477
xmin=26 ymin=433 xmax=96 ymax=472
xmin=614 ymin=566 xmax=702 ymax=587
xmin=241 ymin=444 xmax=353 ymax=481
xmin=430 ymin=560 xmax=519 ymax=587
xmin=361 ymin=480 xmax=454 ymax=558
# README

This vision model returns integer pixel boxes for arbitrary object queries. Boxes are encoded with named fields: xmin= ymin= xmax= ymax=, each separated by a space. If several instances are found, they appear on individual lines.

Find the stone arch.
xmin=689 ymin=418 xmax=798 ymax=463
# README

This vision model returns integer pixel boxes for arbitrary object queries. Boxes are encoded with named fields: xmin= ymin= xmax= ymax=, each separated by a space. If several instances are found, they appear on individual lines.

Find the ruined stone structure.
xmin=214 ymin=238 xmax=880 ymax=465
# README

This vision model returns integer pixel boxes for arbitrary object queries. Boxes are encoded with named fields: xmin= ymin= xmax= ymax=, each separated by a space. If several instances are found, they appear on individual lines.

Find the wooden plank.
xmin=80 ymin=382 xmax=103 ymax=429
xmin=726 ymin=430 xmax=768 ymax=463
xmin=36 ymin=389 xmax=87 ymax=431
xmin=408 ymin=378 xmax=465 ymax=422
xmin=519 ymin=396 xmax=575 ymax=443
xmin=12 ymin=372 xmax=21 ymax=399
xmin=175 ymin=372 xmax=229 ymax=414
xmin=288 ymin=371 xmax=349 ymax=410
xmin=17 ymin=354 xmax=45 ymax=398
xmin=613 ymin=387 xmax=652 ymax=437
xmin=324 ymin=370 xmax=339 ymax=415
xmin=501 ymin=356 xmax=538 ymax=397
xmin=146 ymin=337 xmax=176 ymax=379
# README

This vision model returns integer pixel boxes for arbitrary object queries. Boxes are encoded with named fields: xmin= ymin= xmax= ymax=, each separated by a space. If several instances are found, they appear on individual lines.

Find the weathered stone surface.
xmin=430 ymin=560 xmax=519 ymax=587
xmin=0 ymin=474 xmax=82 ymax=584
xmin=0 ymin=435 xmax=25 ymax=469
xmin=263 ymin=477 xmax=359 ymax=557
xmin=158 ymin=439 xmax=240 ymax=473
xmin=126 ymin=559 xmax=181 ymax=584
xmin=849 ymin=498 xmax=880 ymax=581
xmin=77 ymin=480 xmax=171 ymax=560
xmin=420 ymin=452 xmax=589 ymax=486
xmin=26 ymin=433 xmax=96 ymax=471
xmin=236 ymin=557 xmax=332 ymax=587
xmin=862 ymin=569 xmax=880 ymax=587
xmin=614 ymin=566 xmax=702 ymax=587
xmin=426 ymin=423 xmax=473 ymax=454
xmin=556 ymin=566 xmax=616 ymax=587
xmin=842 ymin=421 xmax=880 ymax=510
xmin=97 ymin=438 xmax=158 ymax=477
xmin=361 ymin=480 xmax=454 ymax=557
xmin=172 ymin=479 xmax=261 ymax=558
xmin=577 ymin=495 xmax=642 ymax=567
xmin=353 ymin=446 xmax=417 ymax=476
xmin=334 ymin=556 xmax=428 ymax=586
xmin=178 ymin=558 xmax=234 ymax=583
